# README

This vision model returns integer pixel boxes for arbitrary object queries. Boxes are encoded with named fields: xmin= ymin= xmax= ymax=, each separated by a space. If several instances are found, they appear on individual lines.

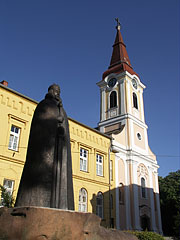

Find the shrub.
xmin=126 ymin=231 xmax=164 ymax=240
xmin=0 ymin=184 xmax=15 ymax=208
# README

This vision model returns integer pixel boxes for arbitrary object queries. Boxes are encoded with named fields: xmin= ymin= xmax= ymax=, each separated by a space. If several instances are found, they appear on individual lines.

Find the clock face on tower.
xmin=132 ymin=79 xmax=137 ymax=89
xmin=108 ymin=78 xmax=117 ymax=88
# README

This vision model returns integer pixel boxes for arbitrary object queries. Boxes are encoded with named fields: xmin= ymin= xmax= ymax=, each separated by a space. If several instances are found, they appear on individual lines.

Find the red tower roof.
xmin=103 ymin=21 xmax=139 ymax=79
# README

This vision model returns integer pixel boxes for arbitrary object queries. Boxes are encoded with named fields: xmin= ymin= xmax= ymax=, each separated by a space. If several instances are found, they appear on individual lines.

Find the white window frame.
xmin=78 ymin=188 xmax=87 ymax=212
xmin=80 ymin=148 xmax=88 ymax=172
xmin=96 ymin=192 xmax=104 ymax=218
xmin=8 ymin=125 xmax=20 ymax=151
xmin=96 ymin=154 xmax=103 ymax=176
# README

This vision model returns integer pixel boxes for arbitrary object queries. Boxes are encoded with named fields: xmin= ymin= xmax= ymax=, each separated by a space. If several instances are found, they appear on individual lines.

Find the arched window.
xmin=110 ymin=91 xmax=117 ymax=108
xmin=133 ymin=92 xmax=138 ymax=109
xmin=119 ymin=183 xmax=124 ymax=204
xmin=110 ymin=194 xmax=113 ymax=209
xmin=141 ymin=177 xmax=146 ymax=198
xmin=96 ymin=192 xmax=103 ymax=218
xmin=78 ymin=188 xmax=87 ymax=212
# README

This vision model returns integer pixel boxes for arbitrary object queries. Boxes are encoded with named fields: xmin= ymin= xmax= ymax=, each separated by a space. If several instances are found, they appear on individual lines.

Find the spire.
xmin=103 ymin=19 xmax=138 ymax=79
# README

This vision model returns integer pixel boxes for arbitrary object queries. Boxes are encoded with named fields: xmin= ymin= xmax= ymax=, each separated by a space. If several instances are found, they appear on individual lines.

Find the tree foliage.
xmin=159 ymin=170 xmax=180 ymax=238
xmin=128 ymin=231 xmax=164 ymax=240
xmin=0 ymin=184 xmax=15 ymax=208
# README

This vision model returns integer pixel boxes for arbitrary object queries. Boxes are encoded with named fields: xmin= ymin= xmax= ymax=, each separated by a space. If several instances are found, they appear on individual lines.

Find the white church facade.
xmin=97 ymin=21 xmax=163 ymax=233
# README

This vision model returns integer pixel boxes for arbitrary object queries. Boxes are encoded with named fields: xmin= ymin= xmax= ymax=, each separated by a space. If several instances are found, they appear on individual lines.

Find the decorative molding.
xmin=137 ymin=163 xmax=149 ymax=179
xmin=72 ymin=174 xmax=110 ymax=187
xmin=8 ymin=114 xmax=28 ymax=129
xmin=139 ymin=205 xmax=151 ymax=217
xmin=99 ymin=113 xmax=148 ymax=129
xmin=0 ymin=155 xmax=25 ymax=165
xmin=70 ymin=126 xmax=109 ymax=148
xmin=0 ymin=93 xmax=36 ymax=116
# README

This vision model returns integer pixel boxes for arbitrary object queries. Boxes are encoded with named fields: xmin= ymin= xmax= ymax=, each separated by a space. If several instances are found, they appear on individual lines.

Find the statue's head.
xmin=48 ymin=84 xmax=60 ymax=98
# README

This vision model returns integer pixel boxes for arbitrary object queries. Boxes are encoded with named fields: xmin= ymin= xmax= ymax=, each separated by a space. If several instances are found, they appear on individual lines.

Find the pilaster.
xmin=154 ymin=171 xmax=163 ymax=234
xmin=126 ymin=158 xmax=141 ymax=230
xmin=148 ymin=166 xmax=157 ymax=232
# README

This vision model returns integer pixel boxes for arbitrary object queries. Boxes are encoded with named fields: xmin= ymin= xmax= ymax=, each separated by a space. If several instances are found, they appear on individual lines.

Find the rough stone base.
xmin=0 ymin=207 xmax=138 ymax=240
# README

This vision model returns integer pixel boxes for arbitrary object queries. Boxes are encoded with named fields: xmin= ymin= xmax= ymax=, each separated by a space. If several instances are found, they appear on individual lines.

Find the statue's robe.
xmin=15 ymin=93 xmax=74 ymax=210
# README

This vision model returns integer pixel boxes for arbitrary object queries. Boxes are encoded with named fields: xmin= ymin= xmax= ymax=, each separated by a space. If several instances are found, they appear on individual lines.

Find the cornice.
xmin=0 ymin=155 xmax=25 ymax=165
xmin=72 ymin=174 xmax=110 ymax=187
xmin=98 ymin=113 xmax=147 ymax=129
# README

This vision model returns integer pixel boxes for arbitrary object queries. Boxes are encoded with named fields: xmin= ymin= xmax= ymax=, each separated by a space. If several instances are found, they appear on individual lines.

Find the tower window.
xmin=110 ymin=91 xmax=117 ymax=108
xmin=133 ymin=92 xmax=138 ymax=109
xmin=141 ymin=177 xmax=146 ymax=198
xmin=137 ymin=133 xmax=142 ymax=140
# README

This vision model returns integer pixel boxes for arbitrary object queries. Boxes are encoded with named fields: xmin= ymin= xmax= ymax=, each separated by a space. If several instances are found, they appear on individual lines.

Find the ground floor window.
xmin=78 ymin=188 xmax=87 ymax=212
xmin=96 ymin=192 xmax=103 ymax=218
xmin=0 ymin=179 xmax=14 ymax=206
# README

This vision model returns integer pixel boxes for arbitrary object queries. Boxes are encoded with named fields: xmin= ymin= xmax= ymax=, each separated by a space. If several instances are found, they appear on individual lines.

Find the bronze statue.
xmin=15 ymin=84 xmax=74 ymax=210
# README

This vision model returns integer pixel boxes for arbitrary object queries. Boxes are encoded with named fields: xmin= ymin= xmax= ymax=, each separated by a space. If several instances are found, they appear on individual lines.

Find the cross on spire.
xmin=115 ymin=18 xmax=121 ymax=30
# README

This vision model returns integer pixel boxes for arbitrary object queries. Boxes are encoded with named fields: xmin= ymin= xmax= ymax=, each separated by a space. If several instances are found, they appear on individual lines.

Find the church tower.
xmin=97 ymin=20 xmax=163 ymax=234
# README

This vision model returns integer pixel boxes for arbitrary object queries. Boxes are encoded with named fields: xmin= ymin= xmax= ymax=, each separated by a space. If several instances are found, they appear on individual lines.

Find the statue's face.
xmin=49 ymin=85 xmax=60 ymax=98
xmin=53 ymin=86 xmax=60 ymax=97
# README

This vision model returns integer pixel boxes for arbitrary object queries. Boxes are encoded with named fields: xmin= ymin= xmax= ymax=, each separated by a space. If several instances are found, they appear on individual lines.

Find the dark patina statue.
xmin=15 ymin=84 xmax=74 ymax=210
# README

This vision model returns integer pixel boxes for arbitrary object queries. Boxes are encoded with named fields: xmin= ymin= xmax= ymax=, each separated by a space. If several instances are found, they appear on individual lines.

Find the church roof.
xmin=103 ymin=20 xmax=139 ymax=79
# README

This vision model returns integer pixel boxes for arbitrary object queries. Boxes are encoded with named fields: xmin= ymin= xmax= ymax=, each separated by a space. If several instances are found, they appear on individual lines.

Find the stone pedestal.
xmin=0 ymin=207 xmax=137 ymax=240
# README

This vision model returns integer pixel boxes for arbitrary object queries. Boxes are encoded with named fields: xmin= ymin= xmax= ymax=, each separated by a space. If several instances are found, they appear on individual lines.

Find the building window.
xmin=8 ymin=125 xmax=20 ymax=151
xmin=80 ymin=148 xmax=88 ymax=172
xmin=78 ymin=188 xmax=87 ymax=212
xmin=133 ymin=92 xmax=138 ymax=109
xmin=154 ymin=192 xmax=157 ymax=211
xmin=96 ymin=192 xmax=103 ymax=218
xmin=110 ymin=91 xmax=117 ymax=108
xmin=141 ymin=177 xmax=146 ymax=198
xmin=0 ymin=179 xmax=14 ymax=206
xmin=96 ymin=154 xmax=103 ymax=176
xmin=110 ymin=160 xmax=113 ymax=181
xmin=119 ymin=183 xmax=124 ymax=204
xmin=110 ymin=194 xmax=113 ymax=209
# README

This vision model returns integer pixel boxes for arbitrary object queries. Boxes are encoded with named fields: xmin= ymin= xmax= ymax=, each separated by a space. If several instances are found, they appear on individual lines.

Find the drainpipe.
xmin=108 ymin=138 xmax=112 ymax=228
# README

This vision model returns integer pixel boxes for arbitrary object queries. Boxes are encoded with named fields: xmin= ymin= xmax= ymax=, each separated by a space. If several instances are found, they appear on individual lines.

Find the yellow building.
xmin=0 ymin=80 xmax=37 ymax=201
xmin=0 ymin=80 xmax=116 ymax=228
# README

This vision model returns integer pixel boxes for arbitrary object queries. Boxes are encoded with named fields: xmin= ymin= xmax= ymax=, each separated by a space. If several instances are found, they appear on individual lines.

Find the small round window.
xmin=137 ymin=133 xmax=142 ymax=140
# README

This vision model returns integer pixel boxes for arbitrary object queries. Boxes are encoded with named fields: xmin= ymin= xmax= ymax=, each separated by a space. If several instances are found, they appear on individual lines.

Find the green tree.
xmin=159 ymin=170 xmax=180 ymax=238
xmin=0 ymin=184 xmax=15 ymax=207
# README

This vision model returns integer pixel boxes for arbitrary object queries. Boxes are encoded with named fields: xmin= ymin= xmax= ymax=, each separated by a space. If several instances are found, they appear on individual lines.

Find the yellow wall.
xmin=0 ymin=85 xmax=37 ymax=198
xmin=0 ymin=84 xmax=116 ymax=227
xmin=69 ymin=118 xmax=116 ymax=227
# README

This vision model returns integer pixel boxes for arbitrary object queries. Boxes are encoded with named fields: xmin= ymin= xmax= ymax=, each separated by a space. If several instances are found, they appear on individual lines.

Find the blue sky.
xmin=0 ymin=0 xmax=179 ymax=177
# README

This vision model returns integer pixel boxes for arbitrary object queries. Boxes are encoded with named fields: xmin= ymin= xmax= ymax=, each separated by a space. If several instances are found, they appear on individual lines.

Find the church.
xmin=0 ymin=21 xmax=162 ymax=234
xmin=96 ymin=20 xmax=162 ymax=233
